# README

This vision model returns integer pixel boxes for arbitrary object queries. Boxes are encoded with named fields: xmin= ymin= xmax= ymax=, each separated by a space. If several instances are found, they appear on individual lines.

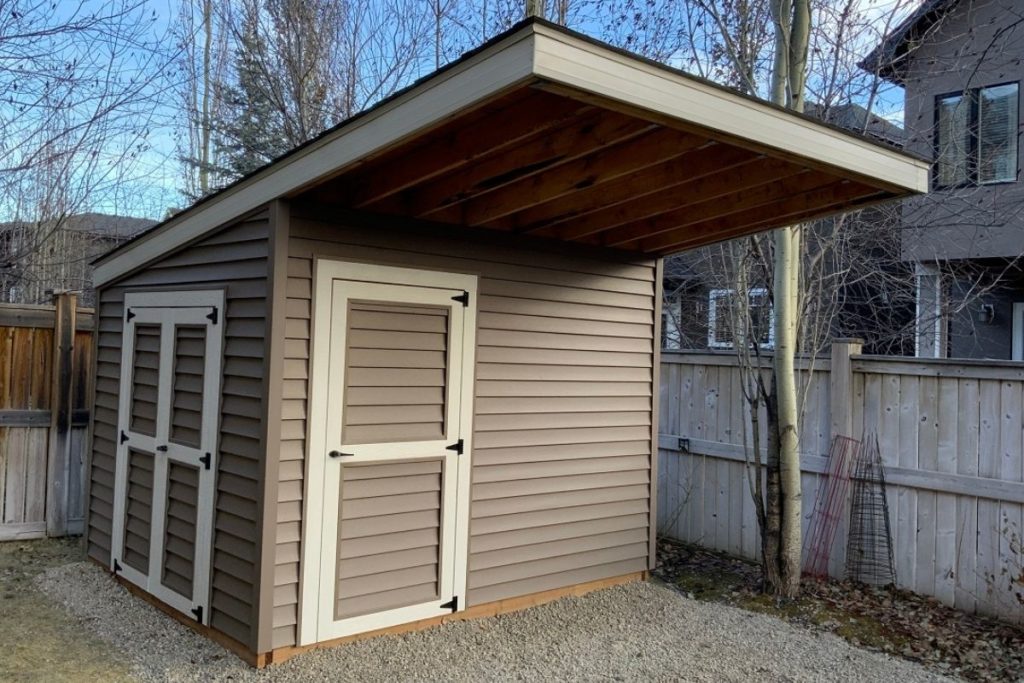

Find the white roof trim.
xmin=95 ymin=22 xmax=929 ymax=287
xmin=530 ymin=24 xmax=929 ymax=194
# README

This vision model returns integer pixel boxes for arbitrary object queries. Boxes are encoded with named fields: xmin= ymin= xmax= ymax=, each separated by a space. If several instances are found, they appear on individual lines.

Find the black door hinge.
xmin=199 ymin=452 xmax=212 ymax=470
xmin=206 ymin=306 xmax=219 ymax=325
xmin=440 ymin=596 xmax=459 ymax=612
xmin=113 ymin=558 xmax=122 ymax=574
xmin=445 ymin=439 xmax=464 ymax=455
xmin=125 ymin=309 xmax=136 ymax=322
xmin=191 ymin=605 xmax=204 ymax=623
xmin=451 ymin=291 xmax=469 ymax=307
xmin=120 ymin=430 xmax=129 ymax=445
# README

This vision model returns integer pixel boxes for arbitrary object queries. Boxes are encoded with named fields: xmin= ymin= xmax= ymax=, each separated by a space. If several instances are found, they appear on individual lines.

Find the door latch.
xmin=155 ymin=444 xmax=168 ymax=452
xmin=329 ymin=450 xmax=354 ymax=458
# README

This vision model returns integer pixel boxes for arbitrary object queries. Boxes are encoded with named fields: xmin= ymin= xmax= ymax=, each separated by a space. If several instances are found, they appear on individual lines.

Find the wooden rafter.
xmin=500 ymin=142 xmax=749 ymax=235
xmin=430 ymin=126 xmax=706 ymax=225
xmin=533 ymin=156 xmax=799 ymax=242
xmin=598 ymin=169 xmax=826 ymax=248
xmin=334 ymin=92 xmax=592 ymax=208
xmin=375 ymin=110 xmax=660 ymax=219
xmin=637 ymin=181 xmax=882 ymax=253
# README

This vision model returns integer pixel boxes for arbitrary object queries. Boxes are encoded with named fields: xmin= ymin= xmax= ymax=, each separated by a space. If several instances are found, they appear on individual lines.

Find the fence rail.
xmin=657 ymin=343 xmax=1024 ymax=623
xmin=0 ymin=295 xmax=93 ymax=541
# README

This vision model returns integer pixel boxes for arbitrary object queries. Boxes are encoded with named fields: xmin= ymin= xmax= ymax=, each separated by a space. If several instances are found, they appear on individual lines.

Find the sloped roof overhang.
xmin=94 ymin=19 xmax=929 ymax=286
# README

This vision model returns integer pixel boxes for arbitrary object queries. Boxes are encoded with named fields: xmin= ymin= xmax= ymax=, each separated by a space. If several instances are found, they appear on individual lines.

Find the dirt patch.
xmin=655 ymin=538 xmax=1024 ymax=682
xmin=0 ymin=538 xmax=133 ymax=682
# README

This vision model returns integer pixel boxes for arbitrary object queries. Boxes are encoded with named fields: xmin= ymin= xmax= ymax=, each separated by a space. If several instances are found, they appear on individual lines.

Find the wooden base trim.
xmin=265 ymin=570 xmax=649 ymax=666
xmin=87 ymin=557 xmax=267 ymax=667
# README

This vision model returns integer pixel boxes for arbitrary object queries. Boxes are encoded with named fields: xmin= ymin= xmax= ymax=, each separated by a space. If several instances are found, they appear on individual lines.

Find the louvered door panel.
xmin=122 ymin=449 xmax=154 ymax=573
xmin=170 ymin=325 xmax=206 ymax=448
xmin=335 ymin=459 xmax=443 ymax=619
xmin=343 ymin=303 xmax=449 ymax=444
xmin=130 ymin=325 xmax=161 ymax=437
xmin=161 ymin=462 xmax=199 ymax=598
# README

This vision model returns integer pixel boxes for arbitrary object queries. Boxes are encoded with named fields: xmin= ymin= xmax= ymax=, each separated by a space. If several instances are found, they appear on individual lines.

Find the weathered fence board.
xmin=0 ymin=295 xmax=93 ymax=541
xmin=658 ymin=346 xmax=1024 ymax=624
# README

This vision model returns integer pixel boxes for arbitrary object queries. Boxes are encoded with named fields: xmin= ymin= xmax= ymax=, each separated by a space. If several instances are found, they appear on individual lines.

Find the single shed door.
xmin=302 ymin=262 xmax=477 ymax=645
xmin=110 ymin=290 xmax=224 ymax=625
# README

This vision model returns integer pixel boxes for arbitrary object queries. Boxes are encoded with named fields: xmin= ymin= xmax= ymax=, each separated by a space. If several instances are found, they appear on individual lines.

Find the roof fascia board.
xmin=530 ymin=24 xmax=930 ymax=194
xmin=93 ymin=26 xmax=539 ymax=287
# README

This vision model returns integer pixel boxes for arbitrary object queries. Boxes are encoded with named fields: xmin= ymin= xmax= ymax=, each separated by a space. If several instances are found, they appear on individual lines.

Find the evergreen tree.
xmin=216 ymin=5 xmax=289 ymax=178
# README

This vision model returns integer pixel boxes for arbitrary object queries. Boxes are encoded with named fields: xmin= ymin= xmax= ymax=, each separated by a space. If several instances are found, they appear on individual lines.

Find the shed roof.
xmin=94 ymin=18 xmax=929 ymax=286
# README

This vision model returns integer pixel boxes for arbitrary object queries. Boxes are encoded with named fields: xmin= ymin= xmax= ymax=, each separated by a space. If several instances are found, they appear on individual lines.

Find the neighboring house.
xmin=662 ymin=103 xmax=916 ymax=356
xmin=863 ymin=0 xmax=1024 ymax=360
xmin=0 ymin=213 xmax=154 ymax=306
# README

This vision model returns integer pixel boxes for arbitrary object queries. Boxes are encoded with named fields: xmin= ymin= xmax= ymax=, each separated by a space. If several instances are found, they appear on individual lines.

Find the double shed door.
xmin=110 ymin=291 xmax=224 ymax=624
xmin=302 ymin=262 xmax=477 ymax=645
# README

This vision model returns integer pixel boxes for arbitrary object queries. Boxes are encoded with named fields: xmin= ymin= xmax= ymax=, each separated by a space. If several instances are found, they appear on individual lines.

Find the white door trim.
xmin=110 ymin=290 xmax=224 ymax=625
xmin=299 ymin=260 xmax=477 ymax=646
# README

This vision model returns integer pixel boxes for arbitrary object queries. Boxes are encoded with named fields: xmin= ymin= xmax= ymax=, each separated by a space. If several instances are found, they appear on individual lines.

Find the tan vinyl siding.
xmin=335 ymin=459 xmax=443 ymax=619
xmin=272 ymin=208 xmax=654 ymax=647
xmin=122 ymin=449 xmax=153 ymax=574
xmin=161 ymin=462 xmax=198 ymax=598
xmin=87 ymin=211 xmax=270 ymax=648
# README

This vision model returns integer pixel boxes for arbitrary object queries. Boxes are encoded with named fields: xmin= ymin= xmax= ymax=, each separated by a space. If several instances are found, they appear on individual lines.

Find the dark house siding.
xmin=899 ymin=0 xmax=1024 ymax=263
xmin=87 ymin=210 xmax=271 ymax=648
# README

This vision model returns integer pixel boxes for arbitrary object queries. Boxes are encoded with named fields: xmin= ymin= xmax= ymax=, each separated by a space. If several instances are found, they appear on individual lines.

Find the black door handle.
xmin=329 ymin=450 xmax=354 ymax=458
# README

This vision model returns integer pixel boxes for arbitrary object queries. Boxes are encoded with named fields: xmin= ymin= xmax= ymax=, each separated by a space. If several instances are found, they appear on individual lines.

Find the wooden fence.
xmin=0 ymin=295 xmax=94 ymax=540
xmin=657 ymin=342 xmax=1024 ymax=623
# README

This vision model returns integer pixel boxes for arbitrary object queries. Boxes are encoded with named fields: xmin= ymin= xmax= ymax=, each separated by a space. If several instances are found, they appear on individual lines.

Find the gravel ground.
xmin=37 ymin=561 xmax=954 ymax=682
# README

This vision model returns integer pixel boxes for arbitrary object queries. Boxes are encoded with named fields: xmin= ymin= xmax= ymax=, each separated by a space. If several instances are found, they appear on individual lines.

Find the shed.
xmin=84 ymin=18 xmax=929 ymax=666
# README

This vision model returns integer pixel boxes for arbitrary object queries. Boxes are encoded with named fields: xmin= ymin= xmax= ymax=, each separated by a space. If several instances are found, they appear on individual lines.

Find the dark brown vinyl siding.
xmin=87 ymin=211 xmax=270 ymax=647
xmin=272 ymin=207 xmax=654 ymax=648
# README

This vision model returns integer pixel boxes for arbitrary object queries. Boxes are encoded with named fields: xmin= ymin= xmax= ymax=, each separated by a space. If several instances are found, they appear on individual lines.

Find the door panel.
xmin=335 ymin=458 xmax=443 ymax=620
xmin=303 ymin=262 xmax=477 ymax=645
xmin=110 ymin=291 xmax=224 ymax=625
xmin=122 ymin=448 xmax=154 ymax=574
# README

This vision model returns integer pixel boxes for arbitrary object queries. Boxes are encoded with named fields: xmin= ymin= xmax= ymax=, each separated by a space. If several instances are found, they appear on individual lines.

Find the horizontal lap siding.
xmin=88 ymin=212 xmax=270 ymax=648
xmin=273 ymin=211 xmax=654 ymax=647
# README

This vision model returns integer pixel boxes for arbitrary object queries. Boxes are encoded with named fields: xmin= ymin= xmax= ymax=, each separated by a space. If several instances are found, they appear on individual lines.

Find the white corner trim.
xmin=530 ymin=24 xmax=930 ymax=194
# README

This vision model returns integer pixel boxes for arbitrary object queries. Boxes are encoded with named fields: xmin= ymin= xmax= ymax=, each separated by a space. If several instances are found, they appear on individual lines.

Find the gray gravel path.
xmin=37 ymin=562 xmax=953 ymax=682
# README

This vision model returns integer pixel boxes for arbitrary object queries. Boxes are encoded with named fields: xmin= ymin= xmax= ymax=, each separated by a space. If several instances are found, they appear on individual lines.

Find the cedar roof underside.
xmin=297 ymin=85 xmax=903 ymax=256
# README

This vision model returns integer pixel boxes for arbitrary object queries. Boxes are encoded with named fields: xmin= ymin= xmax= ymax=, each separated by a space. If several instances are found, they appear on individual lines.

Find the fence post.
xmin=830 ymin=338 xmax=862 ymax=443
xmin=46 ymin=291 xmax=77 ymax=537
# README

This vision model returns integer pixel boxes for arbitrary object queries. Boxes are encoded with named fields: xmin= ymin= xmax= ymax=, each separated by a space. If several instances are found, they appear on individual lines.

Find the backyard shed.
xmin=84 ymin=18 xmax=929 ymax=665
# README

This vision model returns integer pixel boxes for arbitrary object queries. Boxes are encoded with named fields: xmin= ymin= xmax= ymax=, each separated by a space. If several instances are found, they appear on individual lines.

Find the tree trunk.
xmin=763 ymin=0 xmax=810 ymax=599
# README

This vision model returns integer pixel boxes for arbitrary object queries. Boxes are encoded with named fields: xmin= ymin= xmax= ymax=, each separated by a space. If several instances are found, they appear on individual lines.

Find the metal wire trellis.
xmin=845 ymin=433 xmax=897 ymax=586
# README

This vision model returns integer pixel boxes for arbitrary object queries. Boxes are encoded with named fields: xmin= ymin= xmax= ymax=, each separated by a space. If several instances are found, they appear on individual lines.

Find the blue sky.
xmin=48 ymin=0 xmax=916 ymax=220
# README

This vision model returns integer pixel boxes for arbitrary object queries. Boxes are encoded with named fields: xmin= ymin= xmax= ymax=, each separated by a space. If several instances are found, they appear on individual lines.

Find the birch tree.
xmin=766 ymin=0 xmax=811 ymax=599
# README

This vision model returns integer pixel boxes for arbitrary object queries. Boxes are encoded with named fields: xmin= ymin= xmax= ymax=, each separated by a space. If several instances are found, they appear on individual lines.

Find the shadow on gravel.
xmin=0 ymin=538 xmax=133 ymax=682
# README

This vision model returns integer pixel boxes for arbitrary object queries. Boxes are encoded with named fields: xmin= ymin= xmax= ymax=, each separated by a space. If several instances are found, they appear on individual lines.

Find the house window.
xmin=707 ymin=288 xmax=774 ymax=349
xmin=935 ymin=82 xmax=1019 ymax=188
